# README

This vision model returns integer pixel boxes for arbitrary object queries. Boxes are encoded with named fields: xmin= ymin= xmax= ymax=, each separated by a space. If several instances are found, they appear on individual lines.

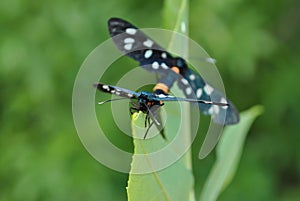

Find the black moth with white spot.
xmin=94 ymin=82 xmax=229 ymax=139
xmin=108 ymin=17 xmax=239 ymax=125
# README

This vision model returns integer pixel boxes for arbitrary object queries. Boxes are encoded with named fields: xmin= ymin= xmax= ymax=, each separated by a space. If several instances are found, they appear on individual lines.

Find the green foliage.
xmin=162 ymin=0 xmax=188 ymax=31
xmin=127 ymin=112 xmax=194 ymax=201
xmin=0 ymin=0 xmax=299 ymax=200
xmin=127 ymin=2 xmax=194 ymax=200
xmin=200 ymin=106 xmax=264 ymax=201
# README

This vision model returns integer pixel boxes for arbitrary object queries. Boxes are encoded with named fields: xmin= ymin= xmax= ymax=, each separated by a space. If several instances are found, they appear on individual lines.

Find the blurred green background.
xmin=1 ymin=0 xmax=299 ymax=200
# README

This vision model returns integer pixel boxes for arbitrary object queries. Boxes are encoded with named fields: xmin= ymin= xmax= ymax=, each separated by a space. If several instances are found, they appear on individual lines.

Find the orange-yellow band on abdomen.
xmin=153 ymin=83 xmax=169 ymax=94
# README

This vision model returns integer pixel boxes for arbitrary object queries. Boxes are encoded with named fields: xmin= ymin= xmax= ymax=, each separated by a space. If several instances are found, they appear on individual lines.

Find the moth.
xmin=107 ymin=17 xmax=239 ymax=125
xmin=94 ymin=82 xmax=228 ymax=139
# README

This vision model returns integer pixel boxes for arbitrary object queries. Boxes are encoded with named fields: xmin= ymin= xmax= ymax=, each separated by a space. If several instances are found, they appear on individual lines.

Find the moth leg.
xmin=144 ymin=120 xmax=155 ymax=139
xmin=144 ymin=113 xmax=149 ymax=128
xmin=147 ymin=114 xmax=151 ymax=126
xmin=149 ymin=105 xmax=166 ymax=139
xmin=144 ymin=104 xmax=160 ymax=126
xmin=130 ymin=107 xmax=139 ymax=115
xmin=144 ymin=109 xmax=153 ymax=128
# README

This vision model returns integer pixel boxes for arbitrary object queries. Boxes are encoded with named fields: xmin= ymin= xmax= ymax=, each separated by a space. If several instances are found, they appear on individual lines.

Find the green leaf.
xmin=127 ymin=1 xmax=194 ymax=200
xmin=162 ymin=0 xmax=189 ymax=56
xmin=163 ymin=0 xmax=189 ymax=32
xmin=200 ymin=105 xmax=264 ymax=201
xmin=127 ymin=111 xmax=194 ymax=201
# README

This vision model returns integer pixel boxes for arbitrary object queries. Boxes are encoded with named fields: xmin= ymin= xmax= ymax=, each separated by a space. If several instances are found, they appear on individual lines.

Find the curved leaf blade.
xmin=127 ymin=112 xmax=194 ymax=201
xmin=127 ymin=1 xmax=194 ymax=201
xmin=200 ymin=105 xmax=264 ymax=201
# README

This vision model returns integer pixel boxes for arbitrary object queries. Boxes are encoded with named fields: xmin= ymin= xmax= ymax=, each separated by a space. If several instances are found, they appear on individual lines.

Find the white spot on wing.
xmin=123 ymin=37 xmax=135 ymax=50
xmin=185 ymin=87 xmax=192 ymax=95
xmin=124 ymin=38 xmax=135 ymax=43
xmin=125 ymin=28 xmax=137 ymax=35
xmin=181 ymin=78 xmax=189 ymax=85
xmin=144 ymin=50 xmax=153 ymax=59
xmin=189 ymin=74 xmax=196 ymax=80
xmin=143 ymin=39 xmax=154 ymax=48
xmin=204 ymin=84 xmax=214 ymax=95
xmin=208 ymin=106 xmax=214 ymax=114
xmin=196 ymin=88 xmax=203 ymax=98
xmin=161 ymin=63 xmax=169 ymax=69
xmin=213 ymin=105 xmax=220 ymax=114
xmin=102 ymin=85 xmax=109 ymax=90
xmin=220 ymin=97 xmax=228 ymax=109
xmin=161 ymin=52 xmax=167 ymax=59
xmin=152 ymin=61 xmax=159 ymax=69
xmin=124 ymin=43 xmax=133 ymax=50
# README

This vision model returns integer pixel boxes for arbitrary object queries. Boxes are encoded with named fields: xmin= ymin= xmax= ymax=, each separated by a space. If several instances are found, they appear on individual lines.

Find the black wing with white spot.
xmin=107 ymin=17 xmax=239 ymax=125
xmin=178 ymin=68 xmax=239 ymax=125
xmin=108 ymin=18 xmax=176 ymax=75
xmin=93 ymin=82 xmax=138 ymax=99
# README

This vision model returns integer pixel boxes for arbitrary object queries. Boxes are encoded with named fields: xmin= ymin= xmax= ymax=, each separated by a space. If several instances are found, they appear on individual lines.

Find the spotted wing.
xmin=94 ymin=82 xmax=138 ymax=99
xmin=108 ymin=18 xmax=176 ymax=75
xmin=108 ymin=18 xmax=239 ymax=125
xmin=177 ymin=68 xmax=239 ymax=125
